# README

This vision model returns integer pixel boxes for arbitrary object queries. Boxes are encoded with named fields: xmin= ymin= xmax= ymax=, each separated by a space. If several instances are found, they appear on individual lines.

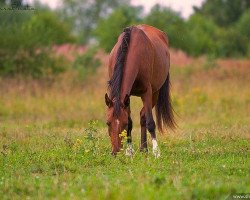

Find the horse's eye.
xmin=106 ymin=122 xmax=111 ymax=126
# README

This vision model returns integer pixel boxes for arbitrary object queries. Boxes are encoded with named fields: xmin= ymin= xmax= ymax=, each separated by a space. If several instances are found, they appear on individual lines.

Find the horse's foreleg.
xmin=125 ymin=116 xmax=134 ymax=156
xmin=140 ymin=108 xmax=147 ymax=152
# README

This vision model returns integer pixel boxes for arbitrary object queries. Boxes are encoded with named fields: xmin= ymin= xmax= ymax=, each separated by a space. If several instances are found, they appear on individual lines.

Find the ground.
xmin=0 ymin=50 xmax=249 ymax=199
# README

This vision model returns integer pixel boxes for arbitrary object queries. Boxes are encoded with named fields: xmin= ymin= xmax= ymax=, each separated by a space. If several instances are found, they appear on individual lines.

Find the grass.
xmin=0 ymin=58 xmax=249 ymax=199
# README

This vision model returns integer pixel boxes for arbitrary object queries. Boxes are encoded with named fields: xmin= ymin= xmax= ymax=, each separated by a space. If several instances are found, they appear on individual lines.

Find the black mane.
xmin=108 ymin=27 xmax=132 ymax=117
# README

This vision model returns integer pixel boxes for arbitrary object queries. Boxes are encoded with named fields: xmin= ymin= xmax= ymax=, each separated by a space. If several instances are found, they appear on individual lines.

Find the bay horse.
xmin=105 ymin=24 xmax=176 ymax=156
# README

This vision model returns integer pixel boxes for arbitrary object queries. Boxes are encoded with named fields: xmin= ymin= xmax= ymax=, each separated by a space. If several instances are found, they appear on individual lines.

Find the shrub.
xmin=187 ymin=14 xmax=219 ymax=56
xmin=215 ymin=28 xmax=248 ymax=57
xmin=72 ymin=47 xmax=101 ymax=80
xmin=0 ymin=11 xmax=75 ymax=78
xmin=0 ymin=48 xmax=66 ymax=78
xmin=236 ymin=9 xmax=250 ymax=57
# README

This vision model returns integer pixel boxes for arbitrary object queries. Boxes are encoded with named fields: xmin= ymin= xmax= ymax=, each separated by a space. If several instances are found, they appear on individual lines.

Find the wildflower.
xmin=119 ymin=129 xmax=128 ymax=145
xmin=76 ymin=139 xmax=83 ymax=144
xmin=73 ymin=138 xmax=83 ymax=150
xmin=119 ymin=129 xmax=127 ymax=138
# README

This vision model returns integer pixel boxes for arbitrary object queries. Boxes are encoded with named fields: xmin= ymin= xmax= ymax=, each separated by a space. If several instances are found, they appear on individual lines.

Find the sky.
xmin=132 ymin=0 xmax=204 ymax=18
xmin=25 ymin=0 xmax=205 ymax=19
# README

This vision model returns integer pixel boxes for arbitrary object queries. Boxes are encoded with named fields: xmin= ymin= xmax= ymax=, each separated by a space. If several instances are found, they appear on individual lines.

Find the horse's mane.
xmin=108 ymin=26 xmax=132 ymax=117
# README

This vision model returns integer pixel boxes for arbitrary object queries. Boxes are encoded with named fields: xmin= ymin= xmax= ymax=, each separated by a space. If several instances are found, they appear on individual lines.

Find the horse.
xmin=105 ymin=24 xmax=176 ymax=156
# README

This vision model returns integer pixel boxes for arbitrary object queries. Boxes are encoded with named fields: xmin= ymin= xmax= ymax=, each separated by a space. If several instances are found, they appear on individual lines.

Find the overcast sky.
xmin=132 ymin=0 xmax=204 ymax=18
xmin=26 ymin=0 xmax=205 ymax=19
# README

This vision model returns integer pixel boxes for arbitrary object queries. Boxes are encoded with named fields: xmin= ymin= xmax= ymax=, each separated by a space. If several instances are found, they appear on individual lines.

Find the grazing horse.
xmin=105 ymin=24 xmax=176 ymax=156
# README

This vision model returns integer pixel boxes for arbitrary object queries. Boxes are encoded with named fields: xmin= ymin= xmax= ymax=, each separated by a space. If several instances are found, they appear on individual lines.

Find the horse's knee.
xmin=146 ymin=120 xmax=155 ymax=133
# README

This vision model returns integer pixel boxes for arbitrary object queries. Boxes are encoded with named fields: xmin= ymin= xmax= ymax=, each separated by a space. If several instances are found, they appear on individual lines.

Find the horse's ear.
xmin=124 ymin=94 xmax=130 ymax=108
xmin=105 ymin=93 xmax=112 ymax=107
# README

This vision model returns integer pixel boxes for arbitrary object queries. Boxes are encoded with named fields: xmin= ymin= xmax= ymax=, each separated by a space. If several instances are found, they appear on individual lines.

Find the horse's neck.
xmin=120 ymin=67 xmax=138 ymax=101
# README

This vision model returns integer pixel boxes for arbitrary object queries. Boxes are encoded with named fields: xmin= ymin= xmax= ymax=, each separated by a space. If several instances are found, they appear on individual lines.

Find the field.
xmin=0 ymin=50 xmax=249 ymax=199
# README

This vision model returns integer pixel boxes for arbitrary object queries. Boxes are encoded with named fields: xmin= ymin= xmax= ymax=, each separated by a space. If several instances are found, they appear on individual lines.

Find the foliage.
xmin=236 ymin=9 xmax=250 ymax=56
xmin=237 ymin=9 xmax=250 ymax=40
xmin=193 ymin=0 xmax=250 ymax=27
xmin=95 ymin=2 xmax=250 ymax=58
xmin=95 ymin=5 xmax=143 ymax=52
xmin=0 ymin=49 xmax=66 ymax=78
xmin=215 ymin=28 xmax=248 ymax=57
xmin=1 ymin=0 xmax=250 ymax=79
xmin=72 ymin=46 xmax=101 ymax=80
xmin=60 ymin=0 xmax=130 ymax=44
xmin=144 ymin=4 xmax=192 ymax=53
xmin=0 ymin=10 xmax=74 ymax=77
xmin=22 ymin=11 xmax=75 ymax=47
xmin=186 ymin=14 xmax=218 ymax=56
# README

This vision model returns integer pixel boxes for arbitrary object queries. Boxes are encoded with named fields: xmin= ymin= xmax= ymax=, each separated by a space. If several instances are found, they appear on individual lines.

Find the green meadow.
xmin=0 ymin=59 xmax=249 ymax=200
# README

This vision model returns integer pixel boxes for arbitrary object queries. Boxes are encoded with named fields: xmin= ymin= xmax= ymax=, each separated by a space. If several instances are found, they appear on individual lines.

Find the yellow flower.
xmin=119 ymin=129 xmax=128 ymax=145
xmin=119 ymin=130 xmax=127 ymax=138
xmin=76 ymin=139 xmax=83 ymax=144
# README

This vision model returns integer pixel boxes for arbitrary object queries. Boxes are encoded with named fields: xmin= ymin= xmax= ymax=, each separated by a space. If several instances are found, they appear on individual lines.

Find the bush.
xmin=22 ymin=11 xmax=75 ymax=48
xmin=236 ymin=9 xmax=250 ymax=57
xmin=186 ymin=14 xmax=219 ymax=56
xmin=215 ymin=28 xmax=248 ymax=57
xmin=0 ymin=49 xmax=66 ymax=78
xmin=0 ymin=11 xmax=75 ymax=78
xmin=72 ymin=47 xmax=101 ymax=80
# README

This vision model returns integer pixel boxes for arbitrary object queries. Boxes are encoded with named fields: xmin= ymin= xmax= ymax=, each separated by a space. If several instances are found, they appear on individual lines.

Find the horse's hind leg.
xmin=125 ymin=116 xmax=134 ymax=156
xmin=151 ymin=92 xmax=160 ymax=157
xmin=141 ymin=89 xmax=160 ymax=157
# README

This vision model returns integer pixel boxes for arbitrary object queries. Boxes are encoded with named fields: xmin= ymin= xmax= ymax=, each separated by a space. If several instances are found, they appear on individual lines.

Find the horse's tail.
xmin=108 ymin=26 xmax=132 ymax=117
xmin=155 ymin=73 xmax=176 ymax=133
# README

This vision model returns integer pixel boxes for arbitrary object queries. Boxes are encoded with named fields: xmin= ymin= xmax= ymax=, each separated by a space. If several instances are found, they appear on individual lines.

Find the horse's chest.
xmin=130 ymin=80 xmax=147 ymax=96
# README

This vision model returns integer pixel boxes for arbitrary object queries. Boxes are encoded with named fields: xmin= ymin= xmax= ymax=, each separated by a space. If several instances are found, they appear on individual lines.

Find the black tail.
xmin=155 ymin=73 xmax=176 ymax=133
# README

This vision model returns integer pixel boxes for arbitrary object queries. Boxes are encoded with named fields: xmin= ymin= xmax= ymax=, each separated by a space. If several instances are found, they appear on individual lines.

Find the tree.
xmin=144 ymin=4 xmax=192 ymax=53
xmin=60 ymin=0 xmax=130 ymax=44
xmin=0 ymin=11 xmax=74 ymax=77
xmin=193 ymin=0 xmax=250 ymax=27
xmin=95 ymin=5 xmax=142 ymax=52
xmin=236 ymin=9 xmax=250 ymax=56
xmin=237 ymin=9 xmax=250 ymax=42
xmin=23 ymin=11 xmax=75 ymax=48
xmin=187 ymin=14 xmax=219 ymax=56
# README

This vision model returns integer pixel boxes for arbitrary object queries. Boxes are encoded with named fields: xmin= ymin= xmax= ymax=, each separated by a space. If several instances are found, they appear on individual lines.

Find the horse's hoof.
xmin=125 ymin=145 xmax=134 ymax=156
xmin=153 ymin=147 xmax=161 ymax=158
xmin=140 ymin=148 xmax=148 ymax=153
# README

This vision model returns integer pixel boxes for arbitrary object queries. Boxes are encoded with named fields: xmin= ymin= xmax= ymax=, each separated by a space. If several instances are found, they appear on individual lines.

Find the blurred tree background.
xmin=0 ymin=0 xmax=249 ymax=78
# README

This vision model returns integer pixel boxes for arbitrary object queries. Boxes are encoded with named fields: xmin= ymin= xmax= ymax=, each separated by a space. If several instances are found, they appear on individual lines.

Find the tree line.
xmin=0 ymin=0 xmax=249 ymax=77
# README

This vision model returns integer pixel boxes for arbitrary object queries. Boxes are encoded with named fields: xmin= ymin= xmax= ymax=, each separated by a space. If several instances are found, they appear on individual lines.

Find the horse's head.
xmin=105 ymin=93 xmax=130 ymax=155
